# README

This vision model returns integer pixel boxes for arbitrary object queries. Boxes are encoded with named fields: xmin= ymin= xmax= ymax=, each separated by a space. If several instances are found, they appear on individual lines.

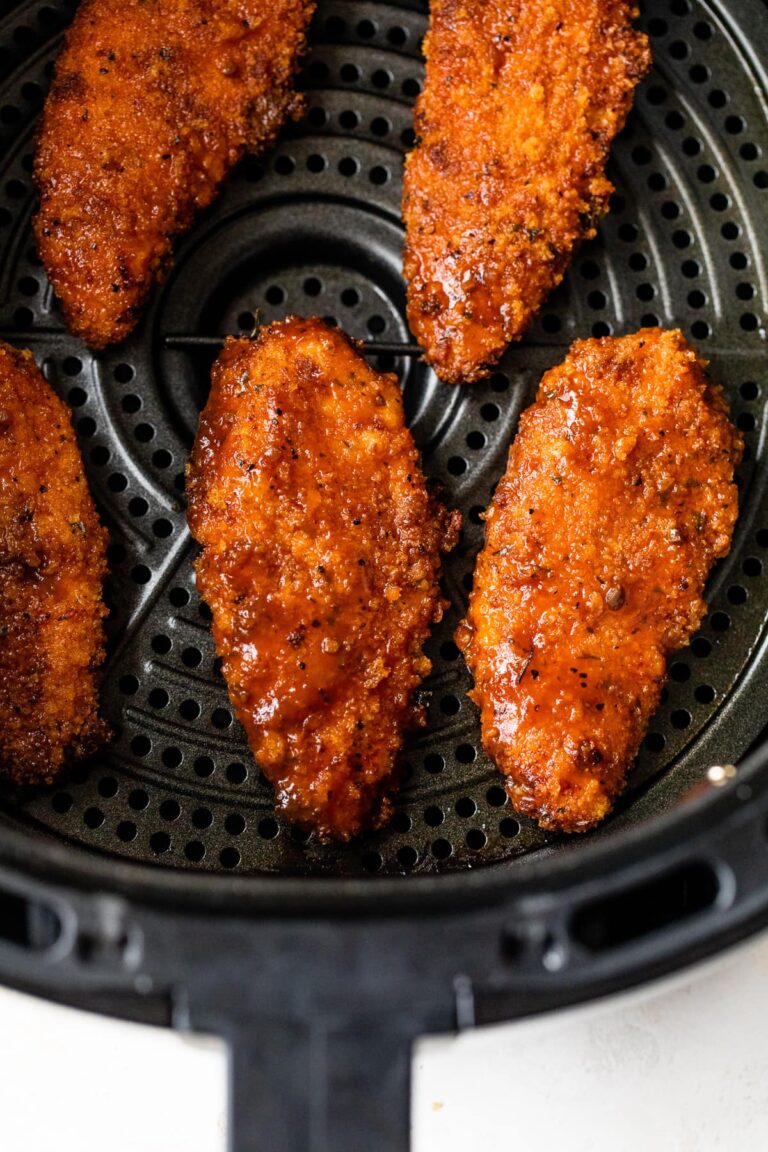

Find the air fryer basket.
xmin=0 ymin=0 xmax=767 ymax=1149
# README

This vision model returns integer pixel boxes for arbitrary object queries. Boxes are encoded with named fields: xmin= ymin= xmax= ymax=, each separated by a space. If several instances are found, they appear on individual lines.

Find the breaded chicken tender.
xmin=187 ymin=318 xmax=460 ymax=841
xmin=457 ymin=330 xmax=742 ymax=832
xmin=403 ymin=0 xmax=651 ymax=384
xmin=34 ymin=0 xmax=314 ymax=349
xmin=0 ymin=343 xmax=109 ymax=784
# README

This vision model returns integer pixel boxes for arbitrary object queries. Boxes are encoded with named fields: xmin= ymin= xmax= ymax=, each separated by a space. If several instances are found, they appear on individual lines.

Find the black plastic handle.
xmin=229 ymin=1019 xmax=413 ymax=1152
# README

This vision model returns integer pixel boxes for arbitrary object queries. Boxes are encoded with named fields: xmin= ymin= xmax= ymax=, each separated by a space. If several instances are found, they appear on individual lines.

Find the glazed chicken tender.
xmin=187 ymin=318 xmax=460 ymax=841
xmin=0 ymin=343 xmax=109 ymax=784
xmin=457 ymin=330 xmax=742 ymax=832
xmin=34 ymin=0 xmax=314 ymax=349
xmin=403 ymin=0 xmax=651 ymax=384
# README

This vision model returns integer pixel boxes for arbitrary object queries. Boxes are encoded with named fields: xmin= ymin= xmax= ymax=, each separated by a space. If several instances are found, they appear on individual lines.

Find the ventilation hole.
xmin=469 ymin=505 xmax=484 ymax=526
xmin=681 ymin=260 xmax=700 ymax=278
xmin=148 ymin=687 xmax=169 ymax=709
xmin=710 ymin=610 xmax=731 ymax=633
xmin=755 ymin=171 xmax=768 ymax=190
xmin=648 ymin=172 xmax=666 ymax=191
xmin=107 ymin=475 xmax=126 ymax=499
xmin=369 ymin=165 xmax=388 ymax=185
xmin=397 ymin=845 xmax=418 ymax=869
xmin=90 ymin=446 xmax=109 ymax=466
xmin=131 ymin=565 xmax=151 ymax=585
xmin=424 ymin=753 xmax=444 ymax=774
xmin=179 ymin=699 xmax=200 ymax=721
xmin=341 ymin=287 xmax=360 ymax=307
xmin=687 ymin=290 xmax=706 ymax=308
xmin=370 ymin=116 xmax=390 ymax=136
xmin=131 ymin=735 xmax=151 ymax=758
xmin=480 ymin=402 xmax=500 ymax=422
xmin=691 ymin=636 xmax=711 ymax=657
xmin=737 ymin=283 xmax=755 ymax=301
xmin=645 ymin=731 xmax=666 ymax=752
xmin=647 ymin=18 xmax=668 ymax=36
xmin=119 ymin=674 xmax=139 ymax=695
xmin=184 ymin=841 xmax=205 ymax=863
xmin=629 ymin=252 xmax=648 ymax=272
xmin=695 ymin=684 xmax=715 ymax=704
xmin=447 ymin=456 xmax=467 ymax=476
xmin=258 ymin=817 xmax=279 ymax=840
xmin=116 ymin=821 xmax=137 ymax=843
xmin=338 ymin=110 xmax=359 ymax=133
xmin=211 ymin=708 xmax=232 ymax=730
xmin=486 ymin=785 xmax=507 ymax=807
xmin=740 ymin=313 xmax=759 ymax=333
xmin=150 ymin=831 xmax=171 ymax=854
xmin=52 ymin=792 xmax=73 ymax=814
xmin=153 ymin=518 xmax=173 ymax=540
xmin=541 ymin=314 xmax=562 ymax=333
xmin=128 ymin=789 xmax=149 ymax=811
xmin=153 ymin=449 xmax=172 ymax=469
xmin=340 ymin=63 xmax=360 ymax=83
xmin=727 ymin=584 xmax=748 ymax=605
xmin=440 ymin=695 xmax=460 ymax=716
xmin=641 ymin=314 xmax=659 ymax=327
xmin=78 ymin=416 xmax=96 ymax=438
xmin=338 ymin=156 xmax=358 ymax=176
xmin=670 ymin=661 xmax=690 ymax=682
xmin=219 ymin=847 xmax=240 ymax=869
xmin=672 ymin=230 xmax=692 ymax=248
xmin=592 ymin=321 xmax=612 ymax=338
xmin=161 ymin=746 xmax=182 ymax=769
xmin=670 ymin=709 xmax=692 ymax=730
xmin=181 ymin=646 xmax=202 ymax=669
xmin=708 ymin=90 xmax=727 ymax=110
xmin=743 ymin=556 xmax=762 ymax=577
xmin=274 ymin=155 xmax=294 ymax=175
xmin=192 ymin=807 xmax=213 ymax=830
xmin=500 ymin=817 xmax=520 ymax=838
xmin=740 ymin=142 xmax=758 ymax=161
xmin=194 ymin=756 xmax=214 ymax=779
xmin=128 ymin=496 xmax=148 ymax=517
xmin=158 ymin=799 xmax=180 ymax=822
xmin=424 ymin=805 xmax=444 ymax=827
xmin=225 ymin=813 xmax=246 ymax=836
xmin=456 ymin=743 xmax=476 ymax=764
xmin=455 ymin=797 xmax=477 ymax=818
xmin=401 ymin=126 xmax=416 ymax=148
xmin=227 ymin=762 xmax=247 ymax=784
xmin=362 ymin=850 xmax=382 ymax=872
xmin=691 ymin=320 xmax=709 ymax=340
xmin=83 ymin=807 xmax=104 ymax=830
xmin=324 ymin=14 xmax=345 ymax=37
xmin=581 ymin=260 xmax=600 ymax=279
xmin=466 ymin=829 xmax=487 ymax=850
xmin=402 ymin=77 xmax=420 ymax=98
xmin=391 ymin=811 xmax=412 ymax=834
xmin=637 ymin=283 xmax=655 ymax=301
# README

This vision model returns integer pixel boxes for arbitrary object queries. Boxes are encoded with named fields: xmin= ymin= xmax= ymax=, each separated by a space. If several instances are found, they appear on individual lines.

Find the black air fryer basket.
xmin=0 ymin=0 xmax=767 ymax=1148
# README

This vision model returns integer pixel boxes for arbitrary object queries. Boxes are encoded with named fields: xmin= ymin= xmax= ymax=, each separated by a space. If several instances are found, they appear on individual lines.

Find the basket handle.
xmin=229 ymin=1017 xmax=413 ymax=1152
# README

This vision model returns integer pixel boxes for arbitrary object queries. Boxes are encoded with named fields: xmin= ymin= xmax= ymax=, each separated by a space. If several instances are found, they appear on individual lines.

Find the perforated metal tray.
xmin=0 ymin=0 xmax=766 ymax=880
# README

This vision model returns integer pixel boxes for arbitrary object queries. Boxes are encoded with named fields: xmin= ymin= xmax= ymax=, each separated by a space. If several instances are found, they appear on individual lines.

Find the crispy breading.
xmin=187 ymin=318 xmax=460 ymax=841
xmin=457 ymin=330 xmax=742 ymax=831
xmin=0 ymin=343 xmax=109 ymax=784
xmin=34 ymin=0 xmax=314 ymax=349
xmin=403 ymin=0 xmax=651 ymax=384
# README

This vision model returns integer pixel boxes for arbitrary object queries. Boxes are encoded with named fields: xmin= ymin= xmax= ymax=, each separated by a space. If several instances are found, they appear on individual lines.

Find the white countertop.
xmin=1 ymin=931 xmax=767 ymax=1151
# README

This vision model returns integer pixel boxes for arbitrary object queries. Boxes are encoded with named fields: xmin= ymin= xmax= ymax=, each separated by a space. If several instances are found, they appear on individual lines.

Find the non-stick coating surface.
xmin=0 ymin=0 xmax=766 ymax=877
